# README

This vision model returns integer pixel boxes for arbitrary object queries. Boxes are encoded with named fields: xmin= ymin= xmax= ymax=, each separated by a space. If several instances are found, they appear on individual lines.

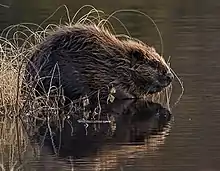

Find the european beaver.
xmin=24 ymin=24 xmax=173 ymax=102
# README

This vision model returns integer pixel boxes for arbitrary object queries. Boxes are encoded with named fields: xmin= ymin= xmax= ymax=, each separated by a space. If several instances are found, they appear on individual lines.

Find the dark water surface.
xmin=1 ymin=0 xmax=220 ymax=170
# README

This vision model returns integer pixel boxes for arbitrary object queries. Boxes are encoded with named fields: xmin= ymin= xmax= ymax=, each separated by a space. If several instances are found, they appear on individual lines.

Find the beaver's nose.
xmin=165 ymin=72 xmax=174 ymax=83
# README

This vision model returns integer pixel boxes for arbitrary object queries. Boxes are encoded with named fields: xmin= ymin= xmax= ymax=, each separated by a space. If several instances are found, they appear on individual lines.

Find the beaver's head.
xmin=122 ymin=40 xmax=173 ymax=96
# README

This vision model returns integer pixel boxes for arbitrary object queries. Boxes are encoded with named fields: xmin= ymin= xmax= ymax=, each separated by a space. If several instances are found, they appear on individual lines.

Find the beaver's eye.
xmin=130 ymin=50 xmax=143 ymax=68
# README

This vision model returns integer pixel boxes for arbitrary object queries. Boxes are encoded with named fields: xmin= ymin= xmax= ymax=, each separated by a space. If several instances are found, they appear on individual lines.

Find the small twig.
xmin=0 ymin=4 xmax=10 ymax=8
xmin=15 ymin=62 xmax=24 ymax=164
xmin=47 ymin=116 xmax=57 ymax=155
xmin=77 ymin=119 xmax=111 ymax=124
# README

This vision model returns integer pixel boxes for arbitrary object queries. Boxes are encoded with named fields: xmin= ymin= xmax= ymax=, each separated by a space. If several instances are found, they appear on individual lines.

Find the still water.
xmin=1 ymin=0 xmax=220 ymax=170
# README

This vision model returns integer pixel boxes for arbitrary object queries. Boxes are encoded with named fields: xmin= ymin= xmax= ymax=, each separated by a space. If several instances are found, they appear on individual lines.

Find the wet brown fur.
xmin=24 ymin=24 xmax=173 ymax=102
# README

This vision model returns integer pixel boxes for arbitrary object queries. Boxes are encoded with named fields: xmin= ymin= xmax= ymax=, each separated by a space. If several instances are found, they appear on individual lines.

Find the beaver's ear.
xmin=130 ymin=50 xmax=143 ymax=67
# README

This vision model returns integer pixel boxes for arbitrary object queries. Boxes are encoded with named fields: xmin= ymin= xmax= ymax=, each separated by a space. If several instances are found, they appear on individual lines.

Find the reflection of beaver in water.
xmin=24 ymin=24 xmax=173 ymax=101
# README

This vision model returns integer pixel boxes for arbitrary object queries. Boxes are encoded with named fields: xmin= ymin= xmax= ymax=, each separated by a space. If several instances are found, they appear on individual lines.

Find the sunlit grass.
xmin=0 ymin=50 xmax=27 ymax=170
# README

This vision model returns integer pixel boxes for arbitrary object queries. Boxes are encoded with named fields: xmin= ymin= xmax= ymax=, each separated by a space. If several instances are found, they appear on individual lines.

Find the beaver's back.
xmin=24 ymin=24 xmax=128 ymax=100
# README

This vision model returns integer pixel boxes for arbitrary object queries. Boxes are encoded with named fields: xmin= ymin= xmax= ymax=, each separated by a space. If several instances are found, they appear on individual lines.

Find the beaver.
xmin=24 ymin=24 xmax=173 ymax=102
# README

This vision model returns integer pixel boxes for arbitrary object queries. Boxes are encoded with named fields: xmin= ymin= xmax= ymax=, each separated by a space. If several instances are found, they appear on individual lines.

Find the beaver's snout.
xmin=164 ymin=72 xmax=174 ymax=85
xmin=148 ymin=71 xmax=173 ymax=94
xmin=159 ymin=71 xmax=174 ymax=88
